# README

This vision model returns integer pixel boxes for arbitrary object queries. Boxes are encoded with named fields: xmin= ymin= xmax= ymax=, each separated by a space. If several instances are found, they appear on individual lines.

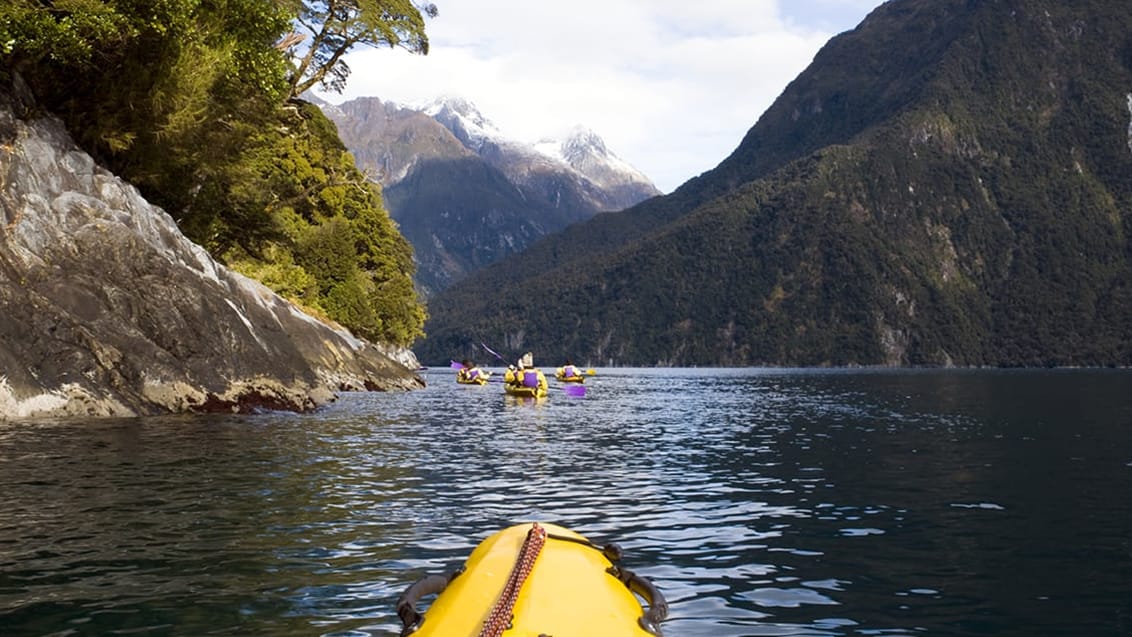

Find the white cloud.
xmin=324 ymin=0 xmax=885 ymax=193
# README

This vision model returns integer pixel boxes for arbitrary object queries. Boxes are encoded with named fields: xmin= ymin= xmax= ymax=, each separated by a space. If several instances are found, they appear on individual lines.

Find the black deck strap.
xmin=607 ymin=565 xmax=669 ymax=636
xmin=545 ymin=532 xmax=623 ymax=563
xmin=396 ymin=567 xmax=464 ymax=636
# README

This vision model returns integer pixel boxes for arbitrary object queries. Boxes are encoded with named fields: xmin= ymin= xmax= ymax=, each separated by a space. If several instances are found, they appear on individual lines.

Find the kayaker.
xmin=557 ymin=359 xmax=582 ymax=379
xmin=457 ymin=359 xmax=489 ymax=383
xmin=505 ymin=353 xmax=547 ymax=393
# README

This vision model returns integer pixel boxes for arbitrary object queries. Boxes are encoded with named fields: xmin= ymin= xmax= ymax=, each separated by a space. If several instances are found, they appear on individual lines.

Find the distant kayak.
xmin=455 ymin=365 xmax=492 ymax=385
xmin=456 ymin=375 xmax=490 ymax=385
xmin=555 ymin=371 xmax=586 ymax=383
xmin=397 ymin=522 xmax=667 ymax=637
xmin=555 ymin=365 xmax=594 ymax=383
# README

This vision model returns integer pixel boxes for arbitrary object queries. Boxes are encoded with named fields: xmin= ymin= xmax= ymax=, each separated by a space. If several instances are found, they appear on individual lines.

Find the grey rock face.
xmin=0 ymin=77 xmax=423 ymax=420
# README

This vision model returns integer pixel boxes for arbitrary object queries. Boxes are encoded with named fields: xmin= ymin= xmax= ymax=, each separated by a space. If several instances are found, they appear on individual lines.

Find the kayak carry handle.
xmin=396 ymin=568 xmax=463 ymax=636
xmin=607 ymin=565 xmax=668 ymax=636
xmin=545 ymin=532 xmax=665 ymax=634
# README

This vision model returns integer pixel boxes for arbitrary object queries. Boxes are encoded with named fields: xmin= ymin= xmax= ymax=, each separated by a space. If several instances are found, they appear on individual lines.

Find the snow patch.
xmin=530 ymin=125 xmax=653 ymax=189
xmin=421 ymin=95 xmax=509 ymax=152
xmin=416 ymin=96 xmax=655 ymax=192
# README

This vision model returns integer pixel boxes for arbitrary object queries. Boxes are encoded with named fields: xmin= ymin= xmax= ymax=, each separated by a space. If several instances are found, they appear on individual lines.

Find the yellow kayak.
xmin=555 ymin=372 xmax=585 ymax=383
xmin=397 ymin=522 xmax=667 ymax=637
xmin=503 ymin=383 xmax=547 ymax=398
xmin=457 ymin=376 xmax=490 ymax=385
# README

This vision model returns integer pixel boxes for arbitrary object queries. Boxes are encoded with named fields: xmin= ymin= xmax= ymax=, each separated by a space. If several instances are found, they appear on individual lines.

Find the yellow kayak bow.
xmin=397 ymin=522 xmax=667 ymax=637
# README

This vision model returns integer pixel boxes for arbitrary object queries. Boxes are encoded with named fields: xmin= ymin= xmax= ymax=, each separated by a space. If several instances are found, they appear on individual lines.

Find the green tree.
xmin=0 ymin=0 xmax=133 ymax=71
xmin=283 ymin=0 xmax=437 ymax=99
xmin=3 ymin=0 xmax=427 ymax=347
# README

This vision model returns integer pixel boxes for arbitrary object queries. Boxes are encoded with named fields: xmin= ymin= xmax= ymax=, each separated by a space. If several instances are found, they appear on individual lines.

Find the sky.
xmin=319 ymin=1 xmax=888 ymax=194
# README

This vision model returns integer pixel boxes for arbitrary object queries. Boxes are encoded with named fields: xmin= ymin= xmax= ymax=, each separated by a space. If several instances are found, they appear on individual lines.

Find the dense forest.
xmin=416 ymin=0 xmax=1132 ymax=367
xmin=1 ymin=0 xmax=432 ymax=346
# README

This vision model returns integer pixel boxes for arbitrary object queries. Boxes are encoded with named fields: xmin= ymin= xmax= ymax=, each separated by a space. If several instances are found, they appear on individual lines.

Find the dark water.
xmin=2 ymin=368 xmax=1131 ymax=636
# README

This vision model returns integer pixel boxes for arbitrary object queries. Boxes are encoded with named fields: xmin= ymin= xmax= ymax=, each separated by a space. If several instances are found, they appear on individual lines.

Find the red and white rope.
xmin=479 ymin=523 xmax=548 ymax=637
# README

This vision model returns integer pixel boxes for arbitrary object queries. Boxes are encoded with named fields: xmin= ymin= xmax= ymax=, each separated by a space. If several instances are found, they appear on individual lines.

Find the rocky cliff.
xmin=0 ymin=76 xmax=423 ymax=420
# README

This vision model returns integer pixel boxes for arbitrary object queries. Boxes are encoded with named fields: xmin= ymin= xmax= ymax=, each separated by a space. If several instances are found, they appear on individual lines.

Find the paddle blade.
xmin=480 ymin=343 xmax=506 ymax=362
xmin=586 ymin=369 xmax=596 ymax=376
xmin=450 ymin=360 xmax=465 ymax=369
xmin=562 ymin=384 xmax=586 ymax=397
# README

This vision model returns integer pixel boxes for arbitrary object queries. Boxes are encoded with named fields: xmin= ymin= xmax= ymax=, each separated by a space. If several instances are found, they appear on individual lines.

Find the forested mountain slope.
xmin=320 ymin=96 xmax=659 ymax=296
xmin=416 ymin=0 xmax=1132 ymax=367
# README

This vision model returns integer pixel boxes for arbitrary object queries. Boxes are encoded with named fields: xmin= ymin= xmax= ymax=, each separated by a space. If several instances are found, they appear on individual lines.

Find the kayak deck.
xmin=504 ymin=384 xmax=547 ymax=398
xmin=401 ymin=523 xmax=665 ymax=636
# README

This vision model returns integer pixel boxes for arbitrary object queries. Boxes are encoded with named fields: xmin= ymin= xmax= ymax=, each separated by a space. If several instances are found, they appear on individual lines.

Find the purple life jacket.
xmin=522 ymin=371 xmax=540 ymax=388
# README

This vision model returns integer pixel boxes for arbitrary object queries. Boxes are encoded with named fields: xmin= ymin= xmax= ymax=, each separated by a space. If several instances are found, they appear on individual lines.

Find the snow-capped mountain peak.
xmin=533 ymin=125 xmax=606 ymax=163
xmin=421 ymin=95 xmax=507 ymax=152
xmin=532 ymin=124 xmax=657 ymax=195
xmin=561 ymin=125 xmax=609 ymax=161
xmin=317 ymin=93 xmax=663 ymax=297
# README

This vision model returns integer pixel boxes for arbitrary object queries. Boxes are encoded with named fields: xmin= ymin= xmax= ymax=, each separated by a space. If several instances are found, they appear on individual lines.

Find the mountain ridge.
xmin=319 ymin=95 xmax=660 ymax=297
xmin=414 ymin=0 xmax=1132 ymax=367
xmin=418 ymin=95 xmax=660 ymax=211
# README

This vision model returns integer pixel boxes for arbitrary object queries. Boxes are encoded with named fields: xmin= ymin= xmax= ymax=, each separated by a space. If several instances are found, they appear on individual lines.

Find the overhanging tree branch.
xmin=279 ymin=0 xmax=437 ymax=101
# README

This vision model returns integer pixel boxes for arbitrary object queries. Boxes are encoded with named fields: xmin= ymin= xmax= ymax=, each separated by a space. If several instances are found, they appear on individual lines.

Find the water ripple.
xmin=2 ymin=368 xmax=1131 ymax=635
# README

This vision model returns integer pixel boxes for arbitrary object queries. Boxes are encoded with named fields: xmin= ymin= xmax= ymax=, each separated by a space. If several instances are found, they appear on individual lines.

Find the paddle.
xmin=450 ymin=360 xmax=465 ymax=369
xmin=479 ymin=342 xmax=508 ymax=365
xmin=560 ymin=384 xmax=586 ymax=397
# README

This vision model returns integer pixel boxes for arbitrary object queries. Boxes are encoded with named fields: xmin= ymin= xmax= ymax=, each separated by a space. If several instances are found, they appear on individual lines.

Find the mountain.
xmin=535 ymin=125 xmax=661 ymax=209
xmin=422 ymin=97 xmax=658 ymax=212
xmin=413 ymin=0 xmax=1132 ymax=368
xmin=319 ymin=96 xmax=472 ymax=185
xmin=319 ymin=96 xmax=660 ymax=296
